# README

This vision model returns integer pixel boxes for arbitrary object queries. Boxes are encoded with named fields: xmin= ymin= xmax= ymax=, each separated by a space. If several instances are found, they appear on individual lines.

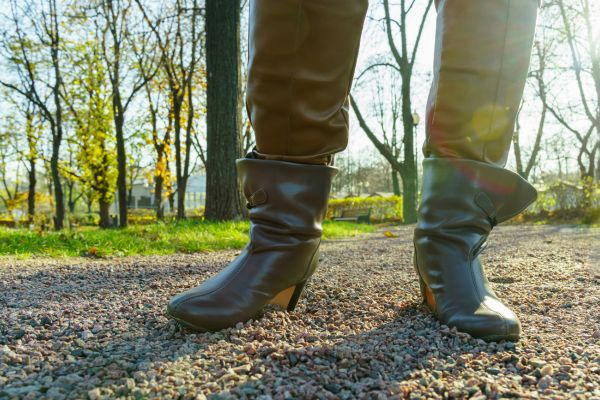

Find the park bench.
xmin=0 ymin=220 xmax=16 ymax=228
xmin=333 ymin=208 xmax=372 ymax=224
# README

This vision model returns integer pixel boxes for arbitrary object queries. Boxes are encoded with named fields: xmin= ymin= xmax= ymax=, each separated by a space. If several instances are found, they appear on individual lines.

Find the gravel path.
xmin=1 ymin=225 xmax=599 ymax=399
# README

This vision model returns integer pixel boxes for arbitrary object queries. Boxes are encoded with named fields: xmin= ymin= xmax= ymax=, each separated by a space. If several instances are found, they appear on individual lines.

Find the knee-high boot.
xmin=167 ymin=0 xmax=367 ymax=331
xmin=414 ymin=0 xmax=539 ymax=341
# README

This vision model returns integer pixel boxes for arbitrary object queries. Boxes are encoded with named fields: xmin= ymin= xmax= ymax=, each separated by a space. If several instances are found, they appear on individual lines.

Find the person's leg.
xmin=167 ymin=0 xmax=368 ymax=331
xmin=248 ymin=0 xmax=368 ymax=165
xmin=414 ymin=0 xmax=539 ymax=341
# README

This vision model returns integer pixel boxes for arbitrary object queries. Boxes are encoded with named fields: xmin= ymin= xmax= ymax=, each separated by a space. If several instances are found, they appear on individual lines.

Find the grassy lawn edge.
xmin=0 ymin=220 xmax=376 ymax=259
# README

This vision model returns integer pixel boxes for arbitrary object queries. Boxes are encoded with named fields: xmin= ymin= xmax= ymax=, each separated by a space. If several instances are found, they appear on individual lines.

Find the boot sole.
xmin=166 ymin=311 xmax=209 ymax=332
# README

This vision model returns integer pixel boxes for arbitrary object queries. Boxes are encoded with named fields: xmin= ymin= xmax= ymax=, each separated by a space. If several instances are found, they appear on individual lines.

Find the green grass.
xmin=0 ymin=220 xmax=375 ymax=258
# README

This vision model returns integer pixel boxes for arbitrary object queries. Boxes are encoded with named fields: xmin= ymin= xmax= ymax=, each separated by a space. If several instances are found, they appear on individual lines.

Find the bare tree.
xmin=0 ymin=0 xmax=67 ymax=229
xmin=17 ymin=102 xmax=41 ymax=221
xmin=514 ymin=37 xmax=553 ymax=180
xmin=3 ymin=98 xmax=42 ymax=221
xmin=135 ymin=0 xmax=204 ymax=220
xmin=544 ymin=0 xmax=600 ymax=180
xmin=128 ymin=21 xmax=171 ymax=220
xmin=0 ymin=125 xmax=20 ymax=212
xmin=351 ymin=0 xmax=433 ymax=223
xmin=95 ymin=0 xmax=156 ymax=227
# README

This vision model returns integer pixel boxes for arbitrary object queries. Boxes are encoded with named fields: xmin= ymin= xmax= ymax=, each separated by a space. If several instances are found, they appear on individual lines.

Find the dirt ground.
xmin=1 ymin=225 xmax=599 ymax=399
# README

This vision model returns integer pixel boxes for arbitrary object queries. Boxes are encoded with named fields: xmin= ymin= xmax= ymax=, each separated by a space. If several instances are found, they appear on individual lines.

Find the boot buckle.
xmin=247 ymin=189 xmax=268 ymax=209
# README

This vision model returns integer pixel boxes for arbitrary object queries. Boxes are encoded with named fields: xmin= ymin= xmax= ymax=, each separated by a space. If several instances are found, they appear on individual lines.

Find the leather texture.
xmin=425 ymin=0 xmax=538 ymax=166
xmin=247 ymin=0 xmax=368 ymax=164
xmin=167 ymin=158 xmax=338 ymax=331
xmin=414 ymin=158 xmax=537 ymax=341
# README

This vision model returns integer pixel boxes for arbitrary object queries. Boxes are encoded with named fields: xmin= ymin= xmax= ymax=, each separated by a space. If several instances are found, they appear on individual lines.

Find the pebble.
xmin=125 ymin=378 xmax=136 ymax=390
xmin=87 ymin=388 xmax=101 ymax=400
xmin=540 ymin=365 xmax=554 ymax=376
xmin=530 ymin=359 xmax=546 ymax=368
xmin=538 ymin=375 xmax=554 ymax=389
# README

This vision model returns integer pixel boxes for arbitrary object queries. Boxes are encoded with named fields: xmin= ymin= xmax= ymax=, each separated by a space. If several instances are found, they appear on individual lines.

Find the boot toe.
xmin=166 ymin=292 xmax=212 ymax=331
xmin=446 ymin=306 xmax=521 ymax=342
xmin=167 ymin=289 xmax=251 ymax=332
xmin=502 ymin=316 xmax=521 ymax=341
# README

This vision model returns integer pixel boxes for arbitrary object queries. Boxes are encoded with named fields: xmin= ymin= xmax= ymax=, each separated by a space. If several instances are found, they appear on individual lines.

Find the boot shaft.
xmin=237 ymin=158 xmax=338 ymax=238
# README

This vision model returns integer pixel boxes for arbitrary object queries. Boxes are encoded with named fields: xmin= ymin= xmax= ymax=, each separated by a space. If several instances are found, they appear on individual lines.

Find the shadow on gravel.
xmin=0 ymin=266 xmax=515 ymax=399
xmin=210 ymin=303 xmax=521 ymax=399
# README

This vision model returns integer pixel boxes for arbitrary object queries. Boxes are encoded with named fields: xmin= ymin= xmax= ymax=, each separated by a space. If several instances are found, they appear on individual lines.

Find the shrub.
xmin=68 ymin=213 xmax=100 ymax=227
xmin=523 ymin=179 xmax=599 ymax=225
xmin=328 ymin=195 xmax=403 ymax=222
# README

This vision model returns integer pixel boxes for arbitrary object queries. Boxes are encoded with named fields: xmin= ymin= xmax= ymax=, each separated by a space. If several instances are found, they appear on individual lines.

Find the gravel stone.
xmin=540 ymin=364 xmax=554 ymax=376
xmin=87 ymin=388 xmax=101 ymax=400
xmin=530 ymin=358 xmax=547 ymax=368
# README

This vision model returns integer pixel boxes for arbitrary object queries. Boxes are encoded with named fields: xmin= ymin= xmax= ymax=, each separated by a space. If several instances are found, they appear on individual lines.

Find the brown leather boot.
xmin=414 ymin=0 xmax=539 ymax=341
xmin=414 ymin=158 xmax=537 ymax=341
xmin=167 ymin=157 xmax=337 ymax=331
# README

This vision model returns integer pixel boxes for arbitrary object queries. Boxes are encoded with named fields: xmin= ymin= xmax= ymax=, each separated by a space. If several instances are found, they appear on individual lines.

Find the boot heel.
xmin=286 ymin=281 xmax=307 ymax=312
xmin=414 ymin=252 xmax=437 ymax=312
xmin=269 ymin=281 xmax=306 ymax=311
xmin=418 ymin=275 xmax=437 ymax=312
xmin=269 ymin=281 xmax=307 ymax=311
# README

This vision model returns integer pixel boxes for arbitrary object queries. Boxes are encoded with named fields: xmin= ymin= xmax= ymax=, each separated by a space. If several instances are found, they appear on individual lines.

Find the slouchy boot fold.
xmin=167 ymin=158 xmax=338 ymax=332
xmin=414 ymin=158 xmax=537 ymax=341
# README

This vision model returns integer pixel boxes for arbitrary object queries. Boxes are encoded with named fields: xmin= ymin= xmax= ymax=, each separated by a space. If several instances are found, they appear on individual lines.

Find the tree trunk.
xmin=51 ymin=39 xmax=65 ymax=229
xmin=99 ymin=200 xmax=111 ymax=229
xmin=204 ymin=0 xmax=244 ymax=221
xmin=177 ymin=178 xmax=186 ymax=220
xmin=67 ymin=179 xmax=76 ymax=213
xmin=401 ymin=80 xmax=417 ymax=224
xmin=115 ymin=114 xmax=128 ymax=227
xmin=25 ymin=108 xmax=37 ymax=223
xmin=168 ymin=191 xmax=175 ymax=216
xmin=391 ymin=171 xmax=400 ymax=196
xmin=173 ymin=96 xmax=185 ymax=220
xmin=28 ymin=158 xmax=36 ymax=223
xmin=50 ymin=150 xmax=64 ymax=230
xmin=154 ymin=175 xmax=164 ymax=221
